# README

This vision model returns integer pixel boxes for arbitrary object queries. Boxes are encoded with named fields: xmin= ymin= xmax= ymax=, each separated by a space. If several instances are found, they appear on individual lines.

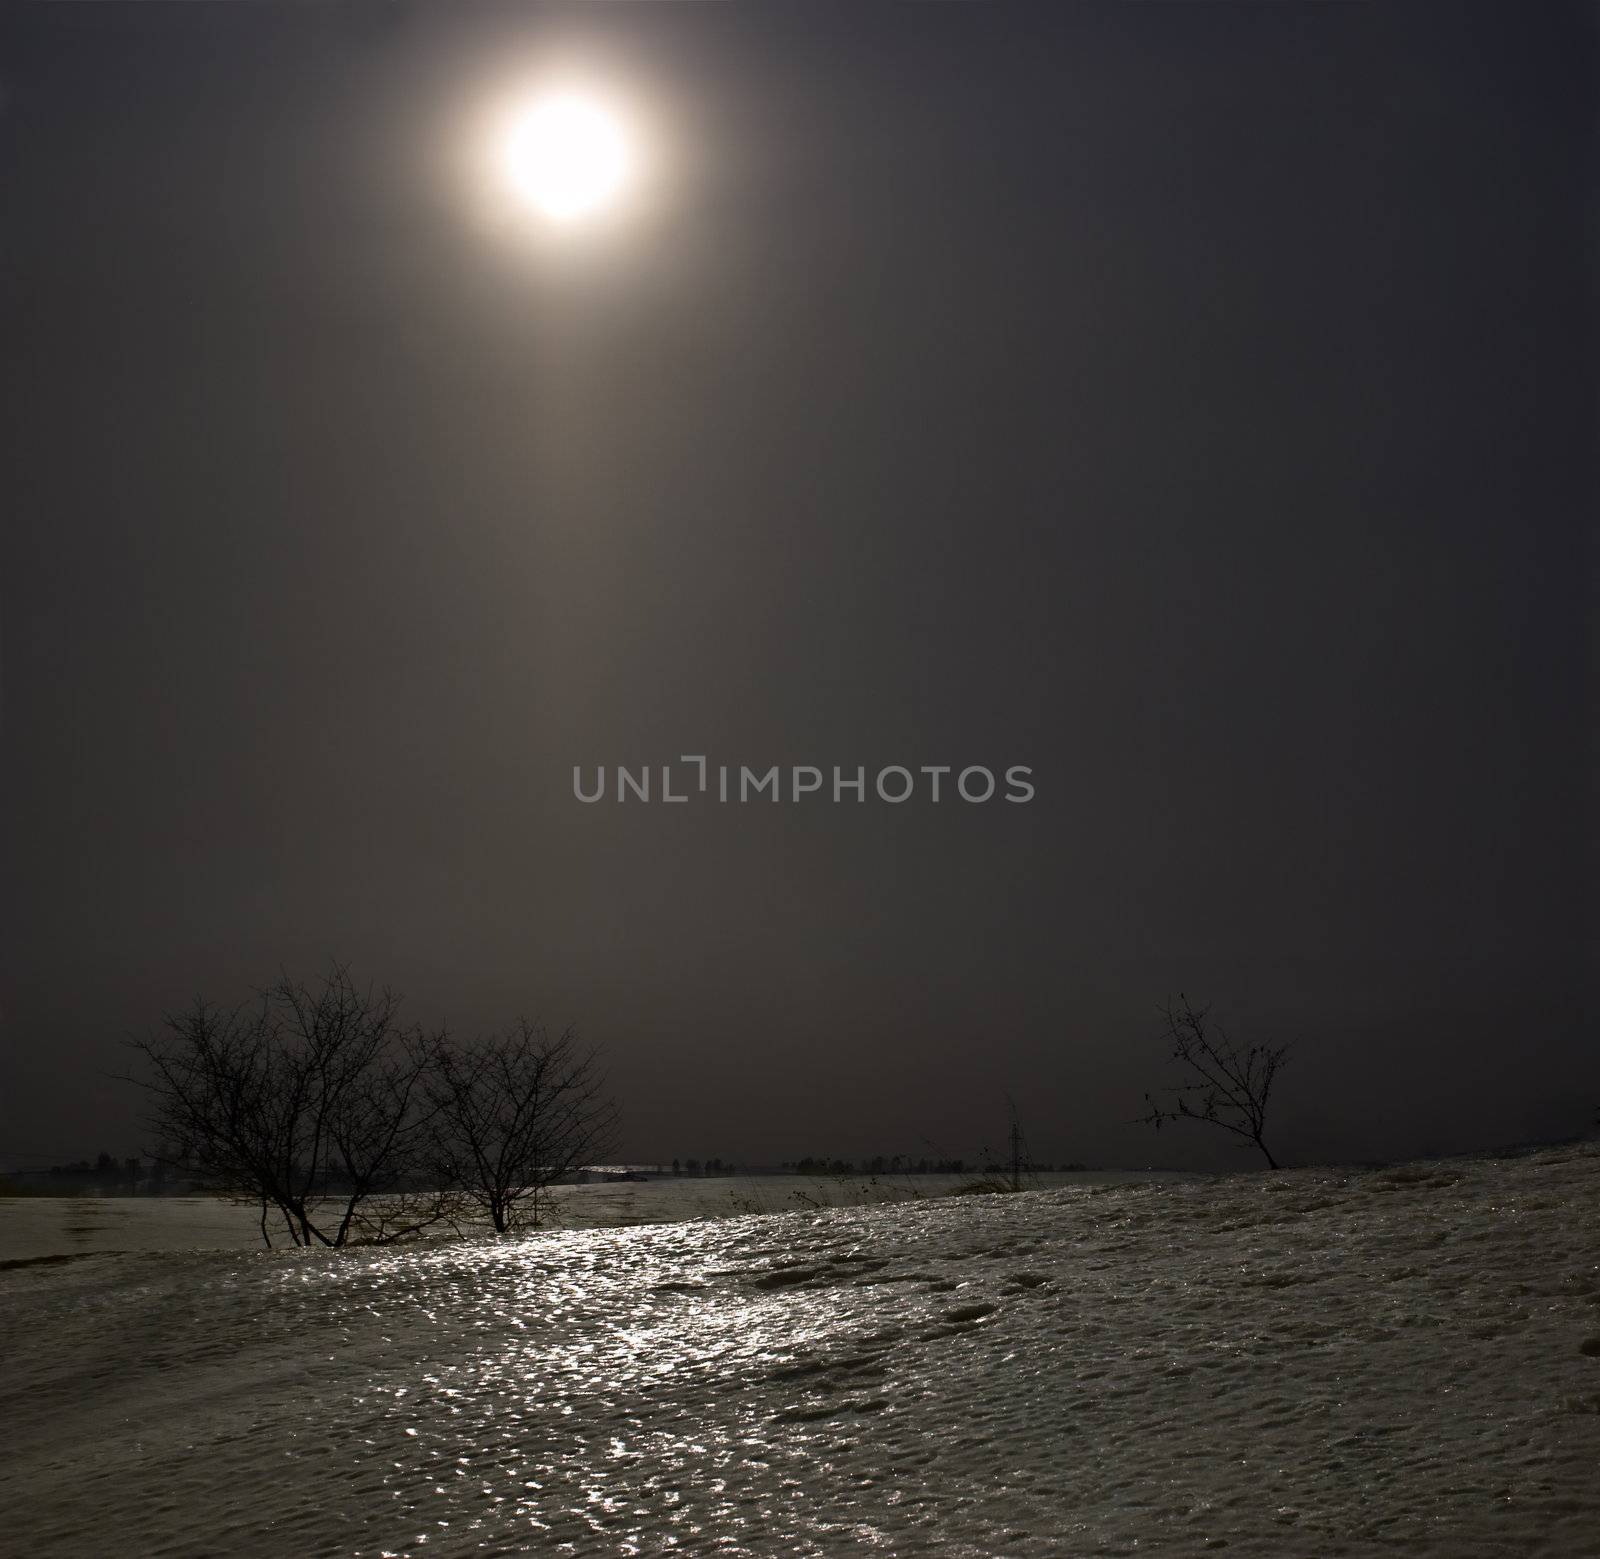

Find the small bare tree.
xmin=1139 ymin=995 xmax=1288 ymax=1169
xmin=129 ymin=965 xmax=453 ymax=1247
xmin=426 ymin=1021 xmax=617 ymax=1233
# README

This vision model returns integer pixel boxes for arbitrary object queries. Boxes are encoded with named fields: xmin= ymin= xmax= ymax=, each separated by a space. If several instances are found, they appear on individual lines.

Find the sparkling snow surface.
xmin=3 ymin=1146 xmax=1598 ymax=1557
xmin=0 ymin=1173 xmax=1165 ymax=1262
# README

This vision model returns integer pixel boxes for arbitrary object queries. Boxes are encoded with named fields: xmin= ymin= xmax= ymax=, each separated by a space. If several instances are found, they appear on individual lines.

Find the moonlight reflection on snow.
xmin=3 ymin=1146 xmax=1598 ymax=1556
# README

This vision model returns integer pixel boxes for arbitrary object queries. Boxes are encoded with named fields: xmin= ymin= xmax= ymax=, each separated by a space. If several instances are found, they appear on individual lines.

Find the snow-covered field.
xmin=3 ymin=1145 xmax=1597 ymax=1556
xmin=0 ymin=1172 xmax=1166 ymax=1261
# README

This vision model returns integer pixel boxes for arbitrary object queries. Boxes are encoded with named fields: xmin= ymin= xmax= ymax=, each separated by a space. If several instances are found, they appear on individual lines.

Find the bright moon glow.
xmin=505 ymin=94 xmax=630 ymax=221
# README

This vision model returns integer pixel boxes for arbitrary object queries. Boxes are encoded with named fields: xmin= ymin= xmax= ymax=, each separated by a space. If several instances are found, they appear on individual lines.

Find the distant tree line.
xmin=782 ymin=1156 xmax=1087 ymax=1176
xmin=129 ymin=965 xmax=615 ymax=1248
xmin=50 ymin=1152 xmax=141 ymax=1183
xmin=1 ymin=1153 xmax=170 ymax=1196
xmin=655 ymin=1156 xmax=1095 ymax=1178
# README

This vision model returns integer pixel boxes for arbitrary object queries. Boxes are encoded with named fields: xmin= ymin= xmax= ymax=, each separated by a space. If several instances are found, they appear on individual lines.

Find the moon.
xmin=504 ymin=93 xmax=631 ymax=222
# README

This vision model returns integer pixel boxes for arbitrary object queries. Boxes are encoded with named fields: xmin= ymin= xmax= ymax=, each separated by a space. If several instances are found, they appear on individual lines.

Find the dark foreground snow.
xmin=3 ymin=1145 xmax=1598 ymax=1556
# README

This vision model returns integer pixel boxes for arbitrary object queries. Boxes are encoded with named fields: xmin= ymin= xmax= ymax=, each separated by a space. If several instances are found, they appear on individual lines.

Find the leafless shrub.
xmin=1138 ymin=994 xmax=1288 ymax=1169
xmin=425 ymin=1021 xmax=617 ymax=1234
xmin=129 ymin=965 xmax=454 ymax=1247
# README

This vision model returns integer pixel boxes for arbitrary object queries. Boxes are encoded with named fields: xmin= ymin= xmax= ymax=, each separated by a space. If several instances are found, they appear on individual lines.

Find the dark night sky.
xmin=2 ymin=2 xmax=1593 ymax=1171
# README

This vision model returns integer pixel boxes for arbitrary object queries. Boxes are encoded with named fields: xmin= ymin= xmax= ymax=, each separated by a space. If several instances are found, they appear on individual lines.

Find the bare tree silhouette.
xmin=425 ymin=1021 xmax=617 ymax=1233
xmin=1138 ymin=995 xmax=1288 ymax=1169
xmin=129 ymin=965 xmax=451 ymax=1247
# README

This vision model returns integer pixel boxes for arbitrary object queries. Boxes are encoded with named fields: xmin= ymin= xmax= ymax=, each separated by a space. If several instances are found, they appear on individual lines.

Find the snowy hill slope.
xmin=3 ymin=1143 xmax=1597 ymax=1556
